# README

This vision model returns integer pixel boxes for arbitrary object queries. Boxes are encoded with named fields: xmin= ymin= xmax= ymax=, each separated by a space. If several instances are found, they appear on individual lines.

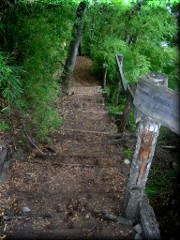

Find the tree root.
xmin=93 ymin=210 xmax=135 ymax=226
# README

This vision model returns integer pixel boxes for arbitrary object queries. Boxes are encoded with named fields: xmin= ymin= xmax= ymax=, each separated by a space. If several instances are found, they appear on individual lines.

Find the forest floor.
xmin=0 ymin=57 xmax=136 ymax=240
xmin=0 ymin=56 xmax=180 ymax=240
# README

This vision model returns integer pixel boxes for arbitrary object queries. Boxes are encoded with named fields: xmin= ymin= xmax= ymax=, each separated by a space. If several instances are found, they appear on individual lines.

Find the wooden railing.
xmin=115 ymin=54 xmax=180 ymax=239
xmin=115 ymin=54 xmax=179 ymax=134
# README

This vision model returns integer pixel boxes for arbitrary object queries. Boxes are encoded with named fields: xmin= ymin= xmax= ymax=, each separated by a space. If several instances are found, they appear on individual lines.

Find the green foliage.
xmin=127 ymin=111 xmax=136 ymax=132
xmin=91 ymin=38 xmax=129 ymax=82
xmin=0 ymin=53 xmax=23 ymax=105
xmin=107 ymin=104 xmax=124 ymax=115
xmin=1 ymin=0 xmax=178 ymax=141
xmin=123 ymin=148 xmax=133 ymax=159
xmin=100 ymin=87 xmax=111 ymax=96
xmin=0 ymin=120 xmax=11 ymax=131
xmin=0 ymin=1 xmax=77 ymax=141
xmin=159 ymin=126 xmax=173 ymax=142
xmin=17 ymin=4 xmax=74 ymax=141
xmin=146 ymin=166 xmax=178 ymax=197
xmin=86 ymin=2 xmax=178 ymax=87
xmin=83 ymin=0 xmax=179 ymax=131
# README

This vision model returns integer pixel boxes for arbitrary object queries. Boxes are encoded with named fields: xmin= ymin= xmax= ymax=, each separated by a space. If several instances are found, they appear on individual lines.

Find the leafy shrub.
xmin=0 ymin=1 xmax=77 ymax=141
xmin=146 ymin=166 xmax=178 ymax=197
xmin=0 ymin=120 xmax=11 ymax=131
xmin=0 ymin=53 xmax=23 ymax=105
xmin=83 ymin=1 xmax=178 ymax=128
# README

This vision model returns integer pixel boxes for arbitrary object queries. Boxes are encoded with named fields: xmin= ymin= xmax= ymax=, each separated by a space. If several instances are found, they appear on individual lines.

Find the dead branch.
xmin=3 ymin=215 xmax=30 ymax=221
xmin=62 ymin=128 xmax=135 ymax=137
xmin=33 ymin=160 xmax=116 ymax=168
xmin=53 ymin=162 xmax=100 ymax=168
xmin=93 ymin=210 xmax=135 ymax=226
xmin=0 ymin=143 xmax=8 ymax=173
xmin=22 ymin=123 xmax=46 ymax=155
xmin=57 ymin=153 xmax=121 ymax=159
xmin=60 ymin=139 xmax=135 ymax=147
xmin=160 ymin=145 xmax=178 ymax=150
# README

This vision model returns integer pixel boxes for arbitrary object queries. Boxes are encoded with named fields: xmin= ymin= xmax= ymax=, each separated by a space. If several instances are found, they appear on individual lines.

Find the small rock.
xmin=124 ymin=159 xmax=131 ymax=165
xmin=171 ymin=162 xmax=178 ymax=169
xmin=175 ymin=221 xmax=180 ymax=227
xmin=133 ymin=224 xmax=142 ymax=234
xmin=73 ymin=103 xmax=80 ymax=108
xmin=85 ymin=213 xmax=90 ymax=219
xmin=43 ymin=213 xmax=53 ymax=219
xmin=23 ymin=206 xmax=31 ymax=214
xmin=134 ymin=233 xmax=143 ymax=240
xmin=96 ymin=86 xmax=102 ymax=90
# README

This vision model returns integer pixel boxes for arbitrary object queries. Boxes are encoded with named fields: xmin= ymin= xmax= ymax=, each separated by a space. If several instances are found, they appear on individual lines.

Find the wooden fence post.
xmin=115 ymin=55 xmax=126 ymax=106
xmin=119 ymin=92 xmax=132 ymax=131
xmin=122 ymin=73 xmax=168 ymax=219
xmin=119 ymin=84 xmax=136 ymax=132
xmin=103 ymin=63 xmax=108 ymax=89
xmin=115 ymin=75 xmax=121 ymax=106
xmin=0 ymin=143 xmax=8 ymax=176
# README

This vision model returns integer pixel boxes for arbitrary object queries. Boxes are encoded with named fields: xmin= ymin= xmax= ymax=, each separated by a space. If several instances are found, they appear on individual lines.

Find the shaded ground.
xmin=149 ymin=142 xmax=180 ymax=240
xmin=0 ymin=56 xmax=180 ymax=240
xmin=0 ymin=57 xmax=135 ymax=239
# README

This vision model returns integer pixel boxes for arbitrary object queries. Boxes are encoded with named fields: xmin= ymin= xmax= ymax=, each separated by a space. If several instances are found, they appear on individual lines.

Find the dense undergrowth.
xmin=83 ymin=0 xmax=179 ymax=110
xmin=0 ymin=0 xmax=78 ymax=141
xmin=0 ymin=0 xmax=179 ymax=141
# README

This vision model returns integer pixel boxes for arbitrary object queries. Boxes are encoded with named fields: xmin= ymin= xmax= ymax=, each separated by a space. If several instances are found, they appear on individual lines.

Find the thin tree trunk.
xmin=91 ymin=0 xmax=98 ymax=38
xmin=119 ymin=93 xmax=132 ymax=132
xmin=103 ymin=64 xmax=108 ymax=88
xmin=78 ymin=40 xmax=82 ymax=56
xmin=61 ymin=1 xmax=88 ymax=91
xmin=125 ymin=0 xmax=143 ymax=44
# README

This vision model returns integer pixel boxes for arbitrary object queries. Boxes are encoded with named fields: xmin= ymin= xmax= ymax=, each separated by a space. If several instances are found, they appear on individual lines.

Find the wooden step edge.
xmin=61 ymin=128 xmax=135 ymax=137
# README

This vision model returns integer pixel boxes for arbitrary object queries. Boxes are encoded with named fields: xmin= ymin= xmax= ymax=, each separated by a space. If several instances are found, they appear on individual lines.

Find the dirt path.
xmin=0 ymin=57 xmax=134 ymax=239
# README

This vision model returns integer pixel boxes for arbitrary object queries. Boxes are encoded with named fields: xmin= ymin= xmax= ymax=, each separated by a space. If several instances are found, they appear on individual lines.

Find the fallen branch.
xmin=93 ymin=210 xmax=135 ymax=226
xmin=160 ymin=145 xmax=178 ymax=150
xmin=0 ymin=143 xmax=8 ymax=174
xmin=61 ymin=139 xmax=135 ymax=147
xmin=62 ymin=128 xmax=135 ymax=137
xmin=52 ymin=162 xmax=100 ymax=167
xmin=3 ymin=215 xmax=30 ymax=221
xmin=22 ymin=123 xmax=46 ymax=155
xmin=53 ymin=162 xmax=99 ymax=168
xmin=57 ymin=153 xmax=121 ymax=159
xmin=34 ymin=160 xmax=116 ymax=168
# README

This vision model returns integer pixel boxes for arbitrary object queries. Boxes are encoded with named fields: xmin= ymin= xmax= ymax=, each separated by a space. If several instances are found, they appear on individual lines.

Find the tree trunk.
xmin=78 ymin=40 xmax=82 ymax=56
xmin=61 ymin=1 xmax=88 ymax=91
xmin=119 ymin=93 xmax=132 ymax=132
xmin=125 ymin=0 xmax=143 ymax=45
xmin=91 ymin=0 xmax=98 ymax=38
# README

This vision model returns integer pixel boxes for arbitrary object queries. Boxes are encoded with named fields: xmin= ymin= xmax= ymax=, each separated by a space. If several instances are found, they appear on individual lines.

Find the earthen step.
xmin=7 ymin=224 xmax=133 ymax=240
xmin=63 ymin=129 xmax=135 ymax=137
xmin=71 ymin=85 xmax=102 ymax=94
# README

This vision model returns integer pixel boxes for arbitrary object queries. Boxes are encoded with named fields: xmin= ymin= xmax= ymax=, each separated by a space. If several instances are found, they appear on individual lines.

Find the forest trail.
xmin=1 ymin=57 xmax=135 ymax=239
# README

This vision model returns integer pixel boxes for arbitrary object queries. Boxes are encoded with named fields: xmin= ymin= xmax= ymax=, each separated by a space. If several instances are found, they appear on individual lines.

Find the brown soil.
xmin=0 ymin=57 xmax=135 ymax=240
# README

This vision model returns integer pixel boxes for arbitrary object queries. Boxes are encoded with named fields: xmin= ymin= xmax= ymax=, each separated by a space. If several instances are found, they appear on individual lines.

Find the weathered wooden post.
xmin=119 ymin=84 xmax=136 ymax=132
xmin=61 ymin=1 xmax=88 ymax=91
xmin=0 ymin=143 xmax=8 ymax=176
xmin=115 ymin=55 xmax=125 ymax=106
xmin=115 ymin=54 xmax=136 ymax=131
xmin=122 ymin=73 xmax=168 ymax=220
xmin=103 ymin=63 xmax=108 ymax=89
xmin=119 ymin=93 xmax=132 ymax=131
